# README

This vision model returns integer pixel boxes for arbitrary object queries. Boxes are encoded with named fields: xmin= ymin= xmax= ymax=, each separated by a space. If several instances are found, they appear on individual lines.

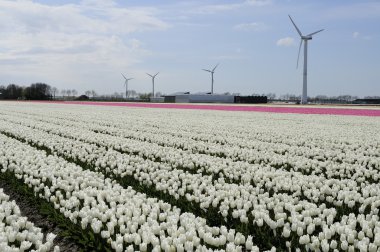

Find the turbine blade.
xmin=154 ymin=72 xmax=159 ymax=77
xmin=202 ymin=69 xmax=211 ymax=72
xmin=212 ymin=63 xmax=219 ymax=72
xmin=307 ymin=29 xmax=324 ymax=37
xmin=146 ymin=73 xmax=153 ymax=77
xmin=296 ymin=39 xmax=303 ymax=69
xmin=121 ymin=73 xmax=127 ymax=80
xmin=127 ymin=78 xmax=133 ymax=81
xmin=288 ymin=15 xmax=303 ymax=37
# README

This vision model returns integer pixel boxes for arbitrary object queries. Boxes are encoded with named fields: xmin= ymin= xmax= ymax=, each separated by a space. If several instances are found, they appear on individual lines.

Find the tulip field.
xmin=0 ymin=101 xmax=379 ymax=252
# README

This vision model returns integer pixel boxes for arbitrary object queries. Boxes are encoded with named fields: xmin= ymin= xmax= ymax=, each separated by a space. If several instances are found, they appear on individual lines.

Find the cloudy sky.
xmin=0 ymin=0 xmax=379 ymax=97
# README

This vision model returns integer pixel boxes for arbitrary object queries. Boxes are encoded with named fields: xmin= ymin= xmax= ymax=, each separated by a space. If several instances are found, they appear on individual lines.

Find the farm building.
xmin=164 ymin=92 xmax=267 ymax=104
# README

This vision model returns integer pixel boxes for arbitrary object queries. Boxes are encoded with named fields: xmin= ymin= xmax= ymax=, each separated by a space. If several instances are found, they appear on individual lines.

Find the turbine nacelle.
xmin=202 ymin=63 xmax=219 ymax=74
xmin=301 ymin=36 xmax=312 ymax=40
xmin=147 ymin=72 xmax=159 ymax=79
xmin=121 ymin=74 xmax=133 ymax=82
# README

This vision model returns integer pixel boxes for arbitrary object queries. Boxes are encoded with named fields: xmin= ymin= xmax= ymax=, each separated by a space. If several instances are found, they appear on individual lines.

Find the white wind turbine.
xmin=289 ymin=15 xmax=324 ymax=104
xmin=146 ymin=72 xmax=159 ymax=98
xmin=121 ymin=73 xmax=133 ymax=99
xmin=202 ymin=63 xmax=219 ymax=94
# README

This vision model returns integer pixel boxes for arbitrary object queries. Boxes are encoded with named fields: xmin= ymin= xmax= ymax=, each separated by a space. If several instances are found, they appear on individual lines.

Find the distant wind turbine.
xmin=202 ymin=63 xmax=219 ymax=94
xmin=146 ymin=72 xmax=159 ymax=98
xmin=121 ymin=73 xmax=133 ymax=99
xmin=289 ymin=15 xmax=324 ymax=104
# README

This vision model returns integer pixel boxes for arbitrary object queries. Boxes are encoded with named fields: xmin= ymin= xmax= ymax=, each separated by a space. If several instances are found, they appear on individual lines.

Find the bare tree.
xmin=51 ymin=87 xmax=58 ymax=99
xmin=111 ymin=92 xmax=123 ymax=98
xmin=91 ymin=90 xmax=97 ymax=98
xmin=155 ymin=92 xmax=162 ymax=97
xmin=129 ymin=90 xmax=137 ymax=98
xmin=85 ymin=90 xmax=91 ymax=97
xmin=66 ymin=90 xmax=72 ymax=97
xmin=266 ymin=93 xmax=276 ymax=100
xmin=71 ymin=89 xmax=78 ymax=97
xmin=61 ymin=89 xmax=67 ymax=97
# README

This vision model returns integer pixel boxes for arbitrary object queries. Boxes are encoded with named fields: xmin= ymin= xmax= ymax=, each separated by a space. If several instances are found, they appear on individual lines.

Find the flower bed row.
xmin=0 ymin=188 xmax=58 ymax=252
xmin=5 ymin=105 xmax=379 ymax=161
xmin=0 ymin=133 xmax=260 ymax=251
xmin=0 ymin=115 xmax=379 ymax=214
xmin=1 ymin=111 xmax=378 ymax=185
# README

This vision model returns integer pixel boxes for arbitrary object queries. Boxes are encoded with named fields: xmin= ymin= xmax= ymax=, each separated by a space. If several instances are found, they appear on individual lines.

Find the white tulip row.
xmin=1 ymin=111 xmax=379 ymax=188
xmin=3 ymin=105 xmax=378 ymax=163
xmin=3 ymin=109 xmax=379 ymax=172
xmin=2 ymin=115 xmax=380 ymax=251
xmin=0 ymin=133 xmax=260 ymax=252
xmin=1 ymin=116 xmax=379 ymax=220
xmin=0 ymin=189 xmax=59 ymax=252
xmin=7 ymin=104 xmax=379 ymax=161
xmin=0 ymin=109 xmax=378 ymax=188
xmin=57 ymin=115 xmax=380 ymax=170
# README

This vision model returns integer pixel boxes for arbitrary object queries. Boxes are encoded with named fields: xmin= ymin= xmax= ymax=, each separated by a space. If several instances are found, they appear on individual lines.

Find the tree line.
xmin=0 ymin=83 xmax=55 ymax=100
xmin=1 ymin=83 xmax=377 ymax=103
xmin=0 ymin=84 xmax=87 ymax=100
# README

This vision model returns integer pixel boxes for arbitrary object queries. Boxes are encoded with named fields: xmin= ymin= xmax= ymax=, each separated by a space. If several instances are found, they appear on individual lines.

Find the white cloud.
xmin=324 ymin=2 xmax=380 ymax=19
xmin=234 ymin=22 xmax=266 ymax=31
xmin=212 ymin=55 xmax=247 ymax=60
xmin=276 ymin=37 xmax=295 ymax=47
xmin=352 ymin=32 xmax=372 ymax=40
xmin=192 ymin=3 xmax=240 ymax=14
xmin=0 ymin=1 xmax=169 ymax=35
xmin=189 ymin=0 xmax=271 ymax=14
xmin=129 ymin=39 xmax=142 ymax=50
xmin=80 ymin=0 xmax=116 ymax=8
xmin=245 ymin=0 xmax=272 ymax=6
xmin=0 ymin=0 xmax=168 ymax=92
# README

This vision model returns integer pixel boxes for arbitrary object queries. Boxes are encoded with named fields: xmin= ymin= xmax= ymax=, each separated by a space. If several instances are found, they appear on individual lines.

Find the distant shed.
xmin=234 ymin=96 xmax=267 ymax=104
xmin=164 ymin=93 xmax=267 ymax=104
xmin=164 ymin=94 xmax=234 ymax=103
xmin=353 ymin=99 xmax=380 ymax=105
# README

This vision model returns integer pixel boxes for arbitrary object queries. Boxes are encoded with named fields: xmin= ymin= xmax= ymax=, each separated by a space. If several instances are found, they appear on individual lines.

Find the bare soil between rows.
xmin=0 ymin=179 xmax=81 ymax=252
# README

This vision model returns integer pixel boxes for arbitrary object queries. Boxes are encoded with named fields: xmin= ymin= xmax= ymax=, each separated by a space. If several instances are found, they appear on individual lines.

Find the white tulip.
xmin=341 ymin=240 xmax=348 ymax=250
xmin=299 ymin=235 xmax=310 ymax=245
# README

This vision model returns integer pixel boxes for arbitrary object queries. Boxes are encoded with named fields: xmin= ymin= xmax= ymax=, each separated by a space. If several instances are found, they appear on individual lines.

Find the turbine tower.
xmin=146 ymin=72 xmax=159 ymax=98
xmin=121 ymin=73 xmax=133 ymax=99
xmin=202 ymin=63 xmax=219 ymax=94
xmin=289 ymin=15 xmax=323 ymax=104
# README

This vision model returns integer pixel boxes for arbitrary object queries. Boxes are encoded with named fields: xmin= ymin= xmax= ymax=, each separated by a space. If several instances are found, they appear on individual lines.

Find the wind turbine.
xmin=121 ymin=73 xmax=133 ymax=99
xmin=202 ymin=63 xmax=219 ymax=94
xmin=146 ymin=72 xmax=159 ymax=98
xmin=289 ymin=15 xmax=323 ymax=104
